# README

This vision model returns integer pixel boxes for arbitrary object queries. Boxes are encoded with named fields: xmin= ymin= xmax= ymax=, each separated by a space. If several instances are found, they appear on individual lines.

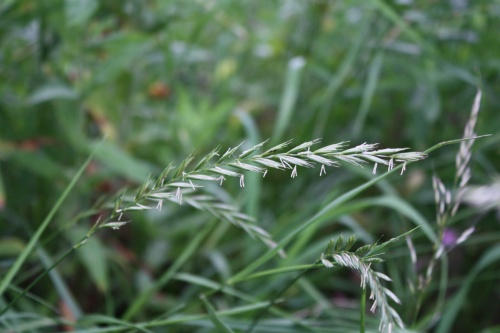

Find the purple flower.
xmin=442 ymin=228 xmax=458 ymax=248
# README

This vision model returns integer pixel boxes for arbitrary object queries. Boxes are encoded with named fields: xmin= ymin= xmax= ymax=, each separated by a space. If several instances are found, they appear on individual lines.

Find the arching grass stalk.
xmin=112 ymin=138 xmax=429 ymax=248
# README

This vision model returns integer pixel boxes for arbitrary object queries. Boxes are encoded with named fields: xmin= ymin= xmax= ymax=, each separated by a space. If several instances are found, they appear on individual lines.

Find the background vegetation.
xmin=1 ymin=0 xmax=499 ymax=332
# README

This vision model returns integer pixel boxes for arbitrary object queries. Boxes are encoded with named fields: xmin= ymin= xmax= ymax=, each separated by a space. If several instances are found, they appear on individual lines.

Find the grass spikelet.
xmin=103 ymin=139 xmax=427 ymax=252
xmin=452 ymin=90 xmax=482 ymax=215
xmin=321 ymin=234 xmax=407 ymax=332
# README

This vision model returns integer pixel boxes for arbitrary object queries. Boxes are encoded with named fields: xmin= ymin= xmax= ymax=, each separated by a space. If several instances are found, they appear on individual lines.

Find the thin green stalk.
xmin=360 ymin=287 xmax=366 ymax=333
xmin=73 ymin=301 xmax=276 ymax=333
xmin=313 ymin=11 xmax=372 ymax=138
xmin=246 ymin=268 xmax=314 ymax=333
xmin=200 ymin=294 xmax=236 ymax=333
xmin=240 ymin=264 xmax=322 ymax=281
xmin=0 ymin=245 xmax=75 ymax=316
xmin=424 ymin=135 xmax=490 ymax=155
xmin=0 ymin=143 xmax=101 ymax=299
xmin=37 ymin=246 xmax=82 ymax=318
xmin=122 ymin=220 xmax=215 ymax=320
xmin=172 ymin=272 xmax=325 ymax=333
xmin=372 ymin=0 xmax=433 ymax=53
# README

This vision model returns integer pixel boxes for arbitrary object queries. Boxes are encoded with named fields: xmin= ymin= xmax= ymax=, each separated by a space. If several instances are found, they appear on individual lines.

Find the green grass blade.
xmin=272 ymin=56 xmax=306 ymax=145
xmin=228 ymin=163 xmax=408 ymax=285
xmin=200 ymin=294 xmax=236 ymax=333
xmin=174 ymin=273 xmax=322 ymax=332
xmin=236 ymin=108 xmax=265 ymax=262
xmin=313 ymin=11 xmax=372 ymax=137
xmin=436 ymin=245 xmax=500 ymax=333
xmin=0 ymin=141 xmax=101 ymax=299
xmin=367 ymin=195 xmax=437 ymax=243
xmin=66 ymin=226 xmax=109 ymax=293
xmin=360 ymin=286 xmax=366 ymax=333
xmin=122 ymin=220 xmax=214 ymax=320
xmin=285 ymin=193 xmax=433 ymax=263
xmin=37 ymin=247 xmax=82 ymax=319
xmin=77 ymin=314 xmax=155 ymax=333
xmin=352 ymin=50 xmax=384 ymax=139
xmin=372 ymin=0 xmax=432 ymax=52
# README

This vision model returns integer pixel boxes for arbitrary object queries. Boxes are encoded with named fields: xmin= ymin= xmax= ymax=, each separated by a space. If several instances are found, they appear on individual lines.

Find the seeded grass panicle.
xmin=459 ymin=91 xmax=500 ymax=217
xmin=321 ymin=231 xmax=416 ymax=333
xmin=406 ymin=90 xmax=483 ymax=325
xmin=101 ymin=139 xmax=426 ymax=245
xmin=432 ymin=91 xmax=482 ymax=256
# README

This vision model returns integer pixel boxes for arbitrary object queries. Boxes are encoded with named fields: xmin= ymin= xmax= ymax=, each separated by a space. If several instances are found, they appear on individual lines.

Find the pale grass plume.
xmin=432 ymin=90 xmax=482 ymax=233
xmin=106 ymin=138 xmax=426 ymax=247
xmin=430 ymin=90 xmax=482 ymax=227
xmin=411 ymin=90 xmax=484 ymax=298
xmin=320 ymin=235 xmax=405 ymax=333
xmin=452 ymin=90 xmax=482 ymax=216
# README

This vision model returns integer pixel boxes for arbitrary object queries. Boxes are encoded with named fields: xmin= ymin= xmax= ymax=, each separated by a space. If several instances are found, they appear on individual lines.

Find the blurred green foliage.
xmin=1 ymin=0 xmax=499 ymax=332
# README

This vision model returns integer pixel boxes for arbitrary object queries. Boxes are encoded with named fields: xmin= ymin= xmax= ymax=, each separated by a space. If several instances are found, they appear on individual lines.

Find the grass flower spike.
xmin=108 ymin=139 xmax=426 ymax=247
xmin=321 ymin=233 xmax=414 ymax=333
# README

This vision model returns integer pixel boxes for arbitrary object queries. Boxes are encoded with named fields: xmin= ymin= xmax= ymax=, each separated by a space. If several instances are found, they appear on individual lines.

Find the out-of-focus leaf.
xmin=0 ymin=0 xmax=15 ymax=13
xmin=66 ymin=226 xmax=109 ymax=292
xmin=272 ymin=56 xmax=306 ymax=145
xmin=9 ymin=151 xmax=68 ymax=181
xmin=0 ymin=238 xmax=25 ymax=257
xmin=65 ymin=0 xmax=99 ymax=26
xmin=93 ymin=37 xmax=154 ymax=83
xmin=200 ymin=295 xmax=235 ymax=333
xmin=28 ymin=85 xmax=78 ymax=105
xmin=437 ymin=245 xmax=500 ymax=333
xmin=0 ymin=167 xmax=4 ymax=209
xmin=0 ymin=143 xmax=99 ymax=300
xmin=37 ymin=247 xmax=82 ymax=319
xmin=90 ymin=141 xmax=152 ymax=183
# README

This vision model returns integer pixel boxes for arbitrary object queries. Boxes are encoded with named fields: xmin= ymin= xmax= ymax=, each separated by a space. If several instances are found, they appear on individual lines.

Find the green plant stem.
xmin=0 ymin=145 xmax=99 ymax=299
xmin=423 ymin=135 xmax=490 ymax=155
xmin=246 ymin=268 xmax=313 ymax=333
xmin=360 ymin=287 xmax=366 ymax=333
xmin=122 ymin=220 xmax=215 ymax=320
xmin=238 ymin=263 xmax=323 ymax=281
xmin=75 ymin=301 xmax=276 ymax=333
xmin=0 ymin=245 xmax=76 ymax=316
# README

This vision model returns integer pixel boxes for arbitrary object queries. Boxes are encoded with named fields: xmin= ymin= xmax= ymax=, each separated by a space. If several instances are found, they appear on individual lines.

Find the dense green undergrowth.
xmin=1 ymin=1 xmax=499 ymax=332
